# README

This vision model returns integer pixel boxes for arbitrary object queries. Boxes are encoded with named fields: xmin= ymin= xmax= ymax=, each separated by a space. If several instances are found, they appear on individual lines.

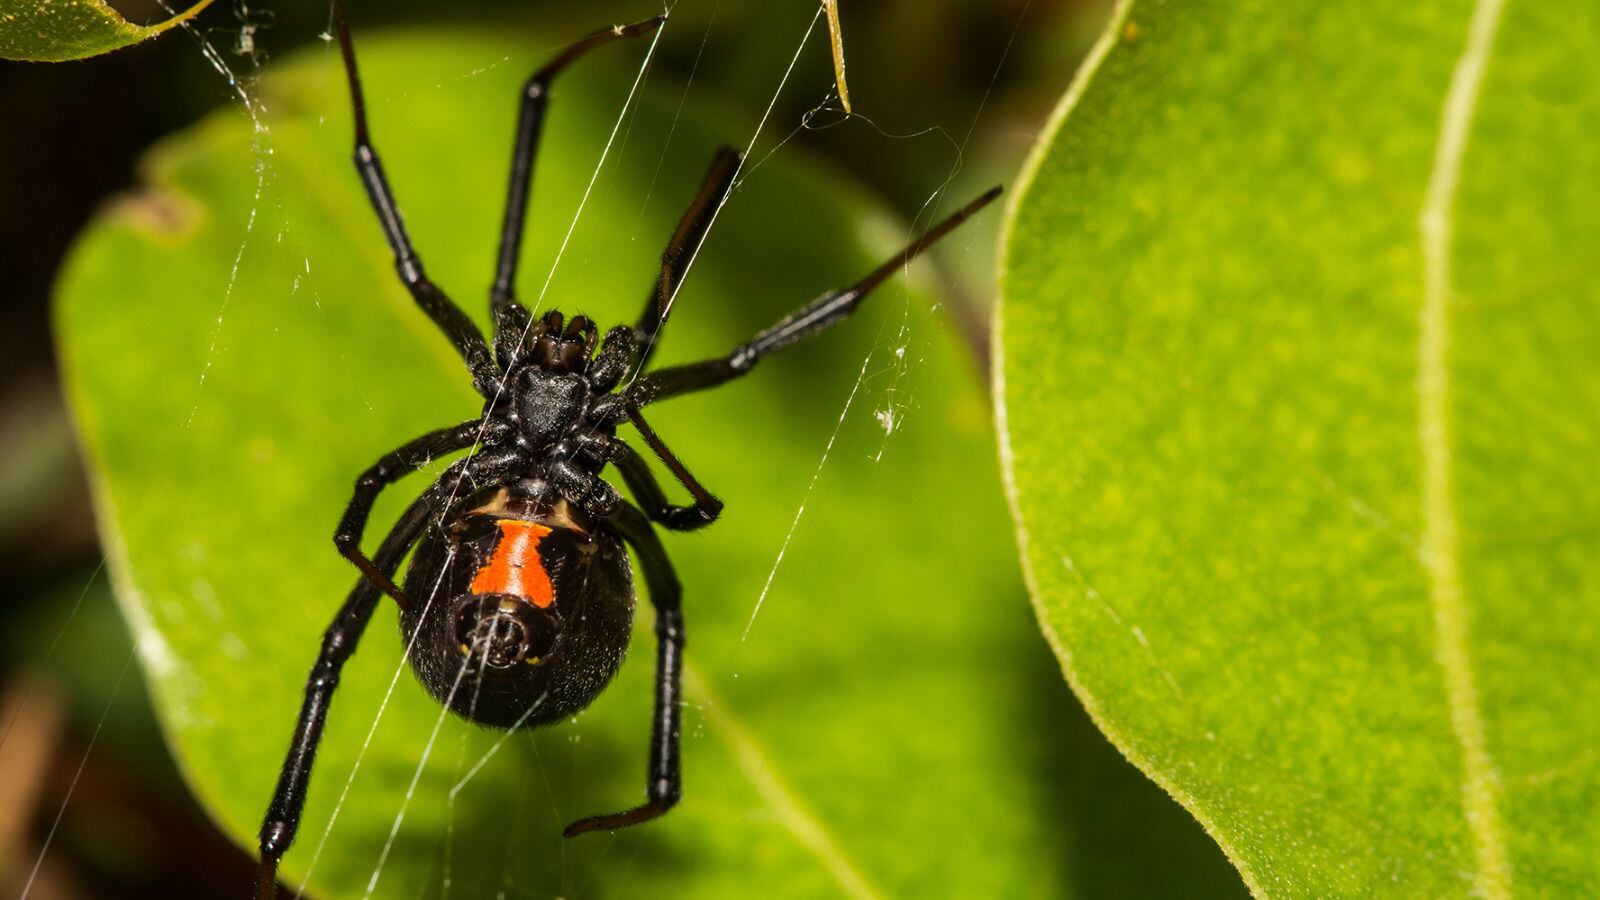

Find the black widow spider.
xmin=253 ymin=3 xmax=998 ymax=896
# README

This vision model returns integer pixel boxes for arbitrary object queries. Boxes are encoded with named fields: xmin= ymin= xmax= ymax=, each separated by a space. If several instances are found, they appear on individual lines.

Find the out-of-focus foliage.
xmin=1000 ymin=0 xmax=1600 ymax=895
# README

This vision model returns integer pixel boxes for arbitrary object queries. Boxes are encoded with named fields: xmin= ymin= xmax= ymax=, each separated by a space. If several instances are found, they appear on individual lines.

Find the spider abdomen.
xmin=399 ymin=494 xmax=635 ymax=729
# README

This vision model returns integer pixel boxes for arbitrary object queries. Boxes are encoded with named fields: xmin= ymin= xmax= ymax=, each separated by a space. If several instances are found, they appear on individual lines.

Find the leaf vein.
xmin=1418 ymin=0 xmax=1512 ymax=895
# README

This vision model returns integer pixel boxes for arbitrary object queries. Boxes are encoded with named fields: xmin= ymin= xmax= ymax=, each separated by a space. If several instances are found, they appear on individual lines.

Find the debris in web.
xmin=231 ymin=0 xmax=274 ymax=63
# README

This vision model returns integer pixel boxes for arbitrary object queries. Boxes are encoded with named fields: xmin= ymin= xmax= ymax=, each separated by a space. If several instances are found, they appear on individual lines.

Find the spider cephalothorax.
xmin=496 ymin=312 xmax=632 ymax=503
xmin=252 ymin=3 xmax=998 ymax=898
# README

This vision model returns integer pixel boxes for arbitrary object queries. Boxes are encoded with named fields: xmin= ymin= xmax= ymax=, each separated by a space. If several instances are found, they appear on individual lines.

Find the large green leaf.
xmin=0 ymin=0 xmax=213 ymax=62
xmin=57 ymin=27 xmax=1244 ymax=899
xmin=1000 ymin=0 xmax=1599 ymax=896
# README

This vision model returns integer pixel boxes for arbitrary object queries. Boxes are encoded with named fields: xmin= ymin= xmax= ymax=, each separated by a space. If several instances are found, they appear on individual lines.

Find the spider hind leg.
xmin=563 ymin=501 xmax=685 ymax=837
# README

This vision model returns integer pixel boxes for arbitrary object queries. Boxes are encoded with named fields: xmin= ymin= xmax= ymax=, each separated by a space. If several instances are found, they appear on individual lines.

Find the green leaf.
xmin=0 ymin=0 xmax=213 ymax=62
xmin=999 ymin=0 xmax=1599 ymax=896
xmin=57 ymin=28 xmax=1244 ymax=899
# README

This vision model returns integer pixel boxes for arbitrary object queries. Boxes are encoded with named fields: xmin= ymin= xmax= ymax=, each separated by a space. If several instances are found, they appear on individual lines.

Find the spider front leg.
xmin=627 ymin=186 xmax=1003 ymax=406
xmin=564 ymin=501 xmax=685 ymax=837
xmin=491 ymin=16 xmax=666 ymax=365
xmin=256 ymin=450 xmax=519 ymax=900
xmin=331 ymin=0 xmax=498 ymax=395
xmin=634 ymin=148 xmax=742 ymax=372
xmin=333 ymin=419 xmax=498 ymax=607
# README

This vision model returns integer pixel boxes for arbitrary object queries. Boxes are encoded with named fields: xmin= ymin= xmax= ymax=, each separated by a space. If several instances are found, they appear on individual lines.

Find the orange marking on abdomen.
xmin=469 ymin=519 xmax=556 ymax=608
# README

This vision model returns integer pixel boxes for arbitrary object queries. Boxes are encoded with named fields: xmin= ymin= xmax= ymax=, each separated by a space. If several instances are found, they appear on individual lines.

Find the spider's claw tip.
xmin=253 ymin=856 xmax=281 ymax=900
xmin=562 ymin=818 xmax=602 ymax=838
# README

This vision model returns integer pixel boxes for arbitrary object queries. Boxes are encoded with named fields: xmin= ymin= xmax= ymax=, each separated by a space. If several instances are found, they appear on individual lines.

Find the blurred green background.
xmin=0 ymin=0 xmax=1244 ymax=897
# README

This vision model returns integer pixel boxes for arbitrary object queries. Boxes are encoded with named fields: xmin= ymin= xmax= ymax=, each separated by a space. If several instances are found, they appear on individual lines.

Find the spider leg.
xmin=255 ymin=450 xmax=518 ymax=899
xmin=626 ymin=186 xmax=1002 ymax=406
xmin=333 ymin=419 xmax=499 ymax=609
xmin=634 ymin=148 xmax=742 ymax=372
xmin=331 ymin=0 xmax=498 ymax=396
xmin=564 ymin=501 xmax=684 ymax=837
xmin=610 ymin=409 xmax=722 ymax=530
xmin=587 ymin=325 xmax=638 ymax=392
xmin=491 ymin=16 xmax=666 ymax=367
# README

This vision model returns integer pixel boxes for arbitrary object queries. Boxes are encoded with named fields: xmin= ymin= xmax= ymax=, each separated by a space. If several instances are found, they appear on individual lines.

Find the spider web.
xmin=15 ymin=0 xmax=1030 ymax=895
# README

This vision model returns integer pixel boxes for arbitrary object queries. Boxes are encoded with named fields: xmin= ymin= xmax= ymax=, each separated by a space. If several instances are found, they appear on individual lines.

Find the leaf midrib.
xmin=1417 ymin=0 xmax=1513 ymax=895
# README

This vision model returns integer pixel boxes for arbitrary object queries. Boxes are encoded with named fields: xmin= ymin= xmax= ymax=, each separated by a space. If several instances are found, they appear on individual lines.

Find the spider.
xmin=253 ymin=3 xmax=998 ymax=896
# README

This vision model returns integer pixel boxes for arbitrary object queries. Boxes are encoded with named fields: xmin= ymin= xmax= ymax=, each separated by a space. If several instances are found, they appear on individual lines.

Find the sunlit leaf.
xmin=57 ymin=28 xmax=1244 ymax=899
xmin=0 ymin=0 xmax=213 ymax=62
xmin=999 ymin=0 xmax=1599 ymax=895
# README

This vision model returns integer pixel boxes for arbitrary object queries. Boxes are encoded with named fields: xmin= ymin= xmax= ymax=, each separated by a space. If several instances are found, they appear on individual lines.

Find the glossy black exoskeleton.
xmin=401 ymin=488 xmax=635 ymax=730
